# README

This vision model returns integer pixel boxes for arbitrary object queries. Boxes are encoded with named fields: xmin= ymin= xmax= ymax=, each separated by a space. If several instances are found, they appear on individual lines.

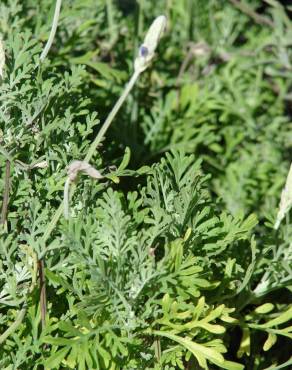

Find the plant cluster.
xmin=0 ymin=0 xmax=291 ymax=369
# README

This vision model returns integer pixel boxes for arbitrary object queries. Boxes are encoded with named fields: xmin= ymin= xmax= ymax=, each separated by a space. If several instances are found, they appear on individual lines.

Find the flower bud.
xmin=134 ymin=15 xmax=167 ymax=73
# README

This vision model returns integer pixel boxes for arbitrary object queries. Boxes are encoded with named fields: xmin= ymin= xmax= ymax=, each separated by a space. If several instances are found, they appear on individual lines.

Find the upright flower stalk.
xmin=44 ymin=14 xmax=167 ymax=230
xmin=85 ymin=14 xmax=167 ymax=163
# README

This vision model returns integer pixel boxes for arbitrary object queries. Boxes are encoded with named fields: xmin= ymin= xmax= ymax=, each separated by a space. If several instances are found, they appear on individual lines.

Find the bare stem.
xmin=229 ymin=0 xmax=274 ymax=27
xmin=38 ymin=259 xmax=47 ymax=329
xmin=1 ymin=160 xmax=10 ymax=225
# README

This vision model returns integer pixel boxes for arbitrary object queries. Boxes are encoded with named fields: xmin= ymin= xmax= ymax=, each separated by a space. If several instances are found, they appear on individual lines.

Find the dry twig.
xmin=229 ymin=0 xmax=274 ymax=27
xmin=1 ymin=160 xmax=11 ymax=226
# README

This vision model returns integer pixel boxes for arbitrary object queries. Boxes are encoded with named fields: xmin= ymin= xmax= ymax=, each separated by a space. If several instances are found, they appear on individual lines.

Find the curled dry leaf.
xmin=64 ymin=161 xmax=103 ymax=219
xmin=67 ymin=160 xmax=103 ymax=182
xmin=31 ymin=161 xmax=48 ymax=169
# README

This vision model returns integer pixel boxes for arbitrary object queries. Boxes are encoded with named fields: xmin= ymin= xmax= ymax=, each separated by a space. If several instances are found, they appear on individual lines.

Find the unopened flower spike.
xmin=134 ymin=15 xmax=167 ymax=73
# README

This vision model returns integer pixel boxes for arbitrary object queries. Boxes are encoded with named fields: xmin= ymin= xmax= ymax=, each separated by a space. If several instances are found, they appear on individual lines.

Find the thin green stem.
xmin=42 ymin=196 xmax=64 ymax=244
xmin=85 ymin=70 xmax=140 ymax=163
xmin=63 ymin=177 xmax=71 ymax=220
xmin=39 ymin=0 xmax=62 ymax=63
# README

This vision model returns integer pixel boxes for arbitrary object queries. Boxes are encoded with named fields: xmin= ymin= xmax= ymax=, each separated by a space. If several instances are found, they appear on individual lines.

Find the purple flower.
xmin=139 ymin=45 xmax=149 ymax=57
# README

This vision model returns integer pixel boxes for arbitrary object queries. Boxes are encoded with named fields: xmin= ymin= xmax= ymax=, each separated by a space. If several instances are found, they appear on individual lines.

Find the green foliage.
xmin=0 ymin=0 xmax=291 ymax=369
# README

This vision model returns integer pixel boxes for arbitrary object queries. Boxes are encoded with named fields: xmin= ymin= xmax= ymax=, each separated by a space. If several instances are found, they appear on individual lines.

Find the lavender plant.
xmin=0 ymin=1 xmax=291 ymax=369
